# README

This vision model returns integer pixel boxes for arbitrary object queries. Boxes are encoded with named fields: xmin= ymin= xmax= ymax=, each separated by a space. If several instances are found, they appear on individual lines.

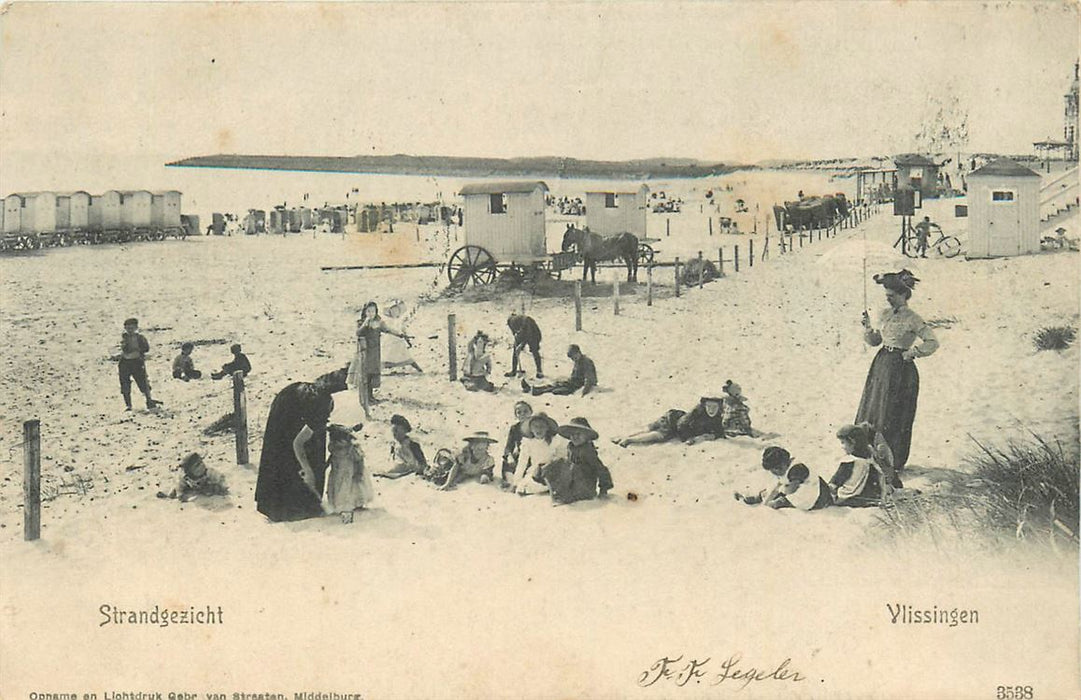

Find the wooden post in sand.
xmin=666 ymin=218 xmax=671 ymax=237
xmin=734 ymin=244 xmax=740 ymax=273
xmin=574 ymin=281 xmax=583 ymax=331
xmin=697 ymin=251 xmax=704 ymax=289
xmin=718 ymin=247 xmax=724 ymax=276
xmin=232 ymin=372 xmax=249 ymax=465
xmin=762 ymin=236 xmax=769 ymax=261
xmin=447 ymin=314 xmax=458 ymax=381
xmin=23 ymin=419 xmax=40 ymax=541
xmin=357 ymin=346 xmax=370 ymax=418
xmin=613 ymin=280 xmax=621 ymax=315
xmin=674 ymin=257 xmax=681 ymax=297
xmin=647 ymin=263 xmax=653 ymax=306
xmin=708 ymin=217 xmax=713 ymax=236
xmin=749 ymin=239 xmax=755 ymax=267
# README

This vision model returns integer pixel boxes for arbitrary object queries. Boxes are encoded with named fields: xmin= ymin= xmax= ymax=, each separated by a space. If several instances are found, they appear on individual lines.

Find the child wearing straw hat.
xmin=543 ymin=417 xmax=613 ymax=505
xmin=439 ymin=431 xmax=498 ymax=490
xmin=512 ymin=412 xmax=565 ymax=495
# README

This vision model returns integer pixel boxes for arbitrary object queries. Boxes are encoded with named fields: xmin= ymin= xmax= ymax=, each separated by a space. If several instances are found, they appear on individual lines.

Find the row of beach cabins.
xmin=1 ymin=190 xmax=192 ymax=250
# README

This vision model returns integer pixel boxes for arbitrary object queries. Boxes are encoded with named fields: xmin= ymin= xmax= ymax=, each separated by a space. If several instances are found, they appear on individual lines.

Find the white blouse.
xmin=866 ymin=305 xmax=939 ymax=356
xmin=513 ymin=435 xmax=569 ymax=491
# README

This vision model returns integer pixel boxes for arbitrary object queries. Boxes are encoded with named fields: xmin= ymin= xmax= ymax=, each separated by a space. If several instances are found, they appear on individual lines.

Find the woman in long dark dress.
xmin=255 ymin=367 xmax=350 ymax=522
xmin=857 ymin=270 xmax=939 ymax=471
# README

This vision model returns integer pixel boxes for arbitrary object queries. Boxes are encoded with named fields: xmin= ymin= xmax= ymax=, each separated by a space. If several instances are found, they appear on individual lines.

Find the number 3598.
xmin=997 ymin=686 xmax=1033 ymax=699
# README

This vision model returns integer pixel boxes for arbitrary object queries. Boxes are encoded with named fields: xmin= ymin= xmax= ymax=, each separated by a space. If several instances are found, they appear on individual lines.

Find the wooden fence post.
xmin=666 ymin=218 xmax=671 ymax=237
xmin=647 ymin=263 xmax=653 ymax=306
xmin=697 ymin=251 xmax=704 ymax=289
xmin=613 ymin=280 xmax=621 ymax=315
xmin=734 ymin=244 xmax=740 ymax=273
xmin=233 ymin=372 xmax=249 ymax=465
xmin=749 ymin=239 xmax=755 ymax=267
xmin=357 ymin=345 xmax=370 ymax=417
xmin=23 ymin=419 xmax=40 ymax=541
xmin=447 ymin=314 xmax=458 ymax=381
xmin=574 ymin=281 xmax=583 ymax=331
xmin=674 ymin=257 xmax=681 ymax=297
xmin=799 ymin=228 xmax=805 ymax=248
xmin=708 ymin=217 xmax=713 ymax=236
xmin=718 ymin=247 xmax=724 ymax=276
xmin=762 ymin=236 xmax=769 ymax=261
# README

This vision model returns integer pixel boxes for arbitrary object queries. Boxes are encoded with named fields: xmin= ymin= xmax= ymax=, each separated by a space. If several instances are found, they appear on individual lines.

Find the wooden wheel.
xmin=638 ymin=242 xmax=654 ymax=264
xmin=447 ymin=245 xmax=497 ymax=287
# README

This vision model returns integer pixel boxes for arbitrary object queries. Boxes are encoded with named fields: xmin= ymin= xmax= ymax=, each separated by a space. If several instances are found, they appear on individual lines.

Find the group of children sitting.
xmin=172 ymin=342 xmax=252 ymax=381
xmin=368 ymin=401 xmax=612 ymax=506
xmin=734 ymin=422 xmax=903 ymax=511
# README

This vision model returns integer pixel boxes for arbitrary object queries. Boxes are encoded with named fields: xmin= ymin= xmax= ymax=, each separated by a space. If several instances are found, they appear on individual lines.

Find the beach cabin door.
xmin=987 ymin=189 xmax=1019 ymax=256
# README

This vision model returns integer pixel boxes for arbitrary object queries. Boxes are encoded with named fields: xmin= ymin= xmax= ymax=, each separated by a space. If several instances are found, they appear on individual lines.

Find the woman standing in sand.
xmin=857 ymin=269 xmax=939 ymax=471
xmin=349 ymin=301 xmax=412 ymax=404
xmin=255 ymin=367 xmax=350 ymax=523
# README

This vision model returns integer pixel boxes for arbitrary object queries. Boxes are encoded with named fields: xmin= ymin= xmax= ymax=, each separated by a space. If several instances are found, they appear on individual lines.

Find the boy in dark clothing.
xmin=543 ymin=418 xmax=613 ymax=505
xmin=211 ymin=343 xmax=252 ymax=380
xmin=506 ymin=312 xmax=543 ymax=377
xmin=522 ymin=344 xmax=597 ymax=396
xmin=116 ymin=317 xmax=161 ymax=410
xmin=172 ymin=342 xmax=202 ymax=380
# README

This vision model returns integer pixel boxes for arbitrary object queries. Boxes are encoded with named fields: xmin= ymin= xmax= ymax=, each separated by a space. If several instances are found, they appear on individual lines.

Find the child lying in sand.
xmin=734 ymin=446 xmax=830 ymax=510
xmin=157 ymin=453 xmax=228 ymax=503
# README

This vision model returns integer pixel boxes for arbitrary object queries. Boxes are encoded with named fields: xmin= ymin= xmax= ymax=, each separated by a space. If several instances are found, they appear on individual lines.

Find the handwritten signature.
xmin=638 ymin=654 xmax=806 ymax=690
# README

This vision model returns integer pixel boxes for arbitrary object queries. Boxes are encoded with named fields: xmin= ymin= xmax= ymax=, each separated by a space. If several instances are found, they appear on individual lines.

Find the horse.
xmin=561 ymin=224 xmax=639 ymax=284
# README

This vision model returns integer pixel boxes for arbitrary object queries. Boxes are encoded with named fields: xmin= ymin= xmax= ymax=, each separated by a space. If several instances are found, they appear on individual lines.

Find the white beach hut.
xmin=966 ymin=159 xmax=1041 ymax=258
xmin=458 ymin=181 xmax=549 ymax=261
xmin=585 ymin=184 xmax=649 ymax=237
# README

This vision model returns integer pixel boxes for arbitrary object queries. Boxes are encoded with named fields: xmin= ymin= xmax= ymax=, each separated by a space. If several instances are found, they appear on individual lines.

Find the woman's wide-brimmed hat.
xmin=463 ymin=430 xmax=498 ymax=444
xmin=557 ymin=417 xmax=599 ymax=441
xmin=527 ymin=412 xmax=559 ymax=436
xmin=699 ymin=394 xmax=725 ymax=405
xmin=874 ymin=269 xmax=920 ymax=292
xmin=315 ymin=365 xmax=350 ymax=393
xmin=385 ymin=298 xmax=406 ymax=314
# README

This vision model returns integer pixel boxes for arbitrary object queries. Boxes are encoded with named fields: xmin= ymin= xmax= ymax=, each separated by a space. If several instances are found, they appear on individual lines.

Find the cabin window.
xmin=605 ymin=193 xmax=619 ymax=208
xmin=991 ymin=190 xmax=1015 ymax=202
xmin=489 ymin=193 xmax=507 ymax=214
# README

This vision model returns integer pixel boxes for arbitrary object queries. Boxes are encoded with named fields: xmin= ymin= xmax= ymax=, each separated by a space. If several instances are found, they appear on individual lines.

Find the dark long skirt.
xmin=855 ymin=348 xmax=919 ymax=469
xmin=255 ymin=382 xmax=331 ymax=522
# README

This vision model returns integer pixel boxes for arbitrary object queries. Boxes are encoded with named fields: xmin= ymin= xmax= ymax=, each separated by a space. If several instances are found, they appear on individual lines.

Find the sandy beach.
xmin=1 ymin=183 xmax=1077 ymax=698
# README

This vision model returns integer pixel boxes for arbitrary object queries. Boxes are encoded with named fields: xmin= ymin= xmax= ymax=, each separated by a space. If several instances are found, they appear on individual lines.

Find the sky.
xmin=1 ymin=1 xmax=1078 ymax=165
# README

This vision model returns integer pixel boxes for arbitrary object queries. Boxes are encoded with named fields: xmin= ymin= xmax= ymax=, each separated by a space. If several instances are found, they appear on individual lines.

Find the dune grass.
xmin=1033 ymin=325 xmax=1076 ymax=351
xmin=877 ymin=433 xmax=1079 ymax=552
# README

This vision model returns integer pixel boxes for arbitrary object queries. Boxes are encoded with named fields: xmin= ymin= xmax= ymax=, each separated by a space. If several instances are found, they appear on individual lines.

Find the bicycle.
xmin=899 ymin=222 xmax=962 ymax=259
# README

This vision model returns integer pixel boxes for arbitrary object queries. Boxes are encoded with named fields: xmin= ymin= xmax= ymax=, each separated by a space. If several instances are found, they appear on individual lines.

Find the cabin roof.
xmin=969 ymin=158 xmax=1041 ymax=178
xmin=459 ymin=181 xmax=548 ymax=196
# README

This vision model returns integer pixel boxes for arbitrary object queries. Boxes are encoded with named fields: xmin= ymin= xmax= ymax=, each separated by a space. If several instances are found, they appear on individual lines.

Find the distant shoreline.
xmin=166 ymin=154 xmax=743 ymax=180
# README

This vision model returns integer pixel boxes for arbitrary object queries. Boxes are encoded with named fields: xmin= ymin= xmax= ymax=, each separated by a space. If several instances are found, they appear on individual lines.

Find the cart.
xmin=450 ymin=181 xmax=586 ymax=288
